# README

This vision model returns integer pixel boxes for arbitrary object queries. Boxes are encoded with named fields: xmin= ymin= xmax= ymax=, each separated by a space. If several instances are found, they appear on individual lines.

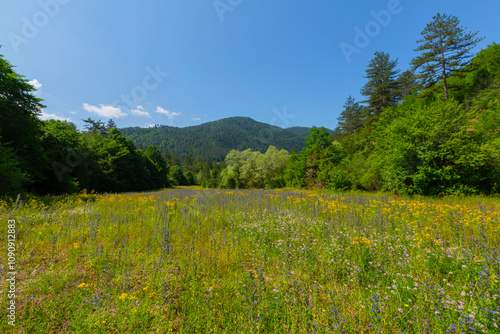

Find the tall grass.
xmin=1 ymin=189 xmax=499 ymax=333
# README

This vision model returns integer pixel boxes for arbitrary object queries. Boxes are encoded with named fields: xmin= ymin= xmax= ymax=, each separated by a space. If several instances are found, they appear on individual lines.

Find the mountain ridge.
xmin=120 ymin=116 xmax=329 ymax=161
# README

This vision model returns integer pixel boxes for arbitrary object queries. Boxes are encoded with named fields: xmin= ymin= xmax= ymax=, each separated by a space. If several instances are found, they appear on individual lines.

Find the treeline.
xmin=316 ymin=14 xmax=500 ymax=195
xmin=0 ymin=51 xmax=226 ymax=195
xmin=205 ymin=14 xmax=500 ymax=195
xmin=0 ymin=51 xmax=172 ymax=195
xmin=0 ymin=106 xmax=171 ymax=194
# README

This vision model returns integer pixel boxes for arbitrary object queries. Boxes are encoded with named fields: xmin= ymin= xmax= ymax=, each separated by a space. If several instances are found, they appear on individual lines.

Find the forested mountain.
xmin=120 ymin=117 xmax=317 ymax=161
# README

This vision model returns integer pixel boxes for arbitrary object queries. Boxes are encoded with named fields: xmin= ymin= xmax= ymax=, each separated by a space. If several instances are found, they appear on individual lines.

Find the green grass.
xmin=1 ymin=189 xmax=499 ymax=333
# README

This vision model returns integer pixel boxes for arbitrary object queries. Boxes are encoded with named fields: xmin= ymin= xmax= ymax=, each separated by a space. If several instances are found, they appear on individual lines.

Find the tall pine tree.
xmin=411 ymin=13 xmax=483 ymax=100
xmin=336 ymin=96 xmax=365 ymax=137
xmin=397 ymin=70 xmax=419 ymax=101
xmin=360 ymin=52 xmax=400 ymax=123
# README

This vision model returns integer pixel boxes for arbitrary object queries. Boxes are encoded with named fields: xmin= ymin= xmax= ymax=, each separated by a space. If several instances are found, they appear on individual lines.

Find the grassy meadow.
xmin=1 ymin=188 xmax=499 ymax=333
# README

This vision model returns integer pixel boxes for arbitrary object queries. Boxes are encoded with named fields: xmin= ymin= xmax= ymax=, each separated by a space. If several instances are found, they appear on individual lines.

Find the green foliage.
xmin=36 ymin=120 xmax=87 ymax=194
xmin=312 ymin=35 xmax=499 ymax=196
xmin=184 ymin=170 xmax=196 ymax=185
xmin=397 ymin=70 xmax=419 ymax=100
xmin=144 ymin=144 xmax=170 ymax=188
xmin=0 ymin=52 xmax=45 ymax=190
xmin=336 ymin=96 xmax=365 ymax=137
xmin=169 ymin=165 xmax=188 ymax=186
xmin=303 ymin=126 xmax=335 ymax=187
xmin=0 ymin=141 xmax=26 ymax=194
xmin=373 ymin=97 xmax=500 ymax=195
xmin=283 ymin=148 xmax=306 ymax=188
xmin=223 ymin=146 xmax=289 ymax=189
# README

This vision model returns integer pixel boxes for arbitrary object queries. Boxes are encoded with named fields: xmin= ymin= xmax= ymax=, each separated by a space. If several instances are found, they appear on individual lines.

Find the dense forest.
xmin=1 ymin=13 xmax=499 ymax=196
xmin=120 ymin=117 xmax=311 ymax=161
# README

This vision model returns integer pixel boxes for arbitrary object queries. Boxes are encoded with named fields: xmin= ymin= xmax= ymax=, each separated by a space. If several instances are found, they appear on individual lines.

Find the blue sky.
xmin=1 ymin=0 xmax=498 ymax=130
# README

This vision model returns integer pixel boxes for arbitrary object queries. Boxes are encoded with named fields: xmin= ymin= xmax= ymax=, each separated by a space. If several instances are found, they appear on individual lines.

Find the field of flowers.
xmin=1 ymin=188 xmax=499 ymax=333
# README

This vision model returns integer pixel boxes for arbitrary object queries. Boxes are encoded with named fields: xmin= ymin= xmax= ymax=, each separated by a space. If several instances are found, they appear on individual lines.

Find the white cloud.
xmin=83 ymin=103 xmax=127 ymax=119
xmin=154 ymin=106 xmax=180 ymax=119
xmin=130 ymin=105 xmax=151 ymax=117
xmin=192 ymin=117 xmax=201 ymax=121
xmin=39 ymin=111 xmax=71 ymax=122
xmin=143 ymin=123 xmax=157 ymax=128
xmin=28 ymin=79 xmax=42 ymax=90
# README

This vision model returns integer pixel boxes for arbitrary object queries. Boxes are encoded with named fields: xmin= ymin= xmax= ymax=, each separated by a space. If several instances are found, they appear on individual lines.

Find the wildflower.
xmin=119 ymin=293 xmax=128 ymax=300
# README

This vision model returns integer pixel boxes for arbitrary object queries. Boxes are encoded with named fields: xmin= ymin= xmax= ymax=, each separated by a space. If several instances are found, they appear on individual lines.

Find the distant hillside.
xmin=120 ymin=117 xmax=313 ymax=161
xmin=285 ymin=127 xmax=311 ymax=138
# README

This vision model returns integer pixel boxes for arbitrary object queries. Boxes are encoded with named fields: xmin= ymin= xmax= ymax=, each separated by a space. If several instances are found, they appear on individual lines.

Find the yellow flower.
xmin=143 ymin=286 xmax=149 ymax=291
xmin=119 ymin=293 xmax=128 ymax=300
xmin=77 ymin=283 xmax=88 ymax=288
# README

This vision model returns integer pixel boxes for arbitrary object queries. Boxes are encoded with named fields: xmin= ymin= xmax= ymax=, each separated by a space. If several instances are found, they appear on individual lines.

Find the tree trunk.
xmin=441 ymin=49 xmax=448 ymax=100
